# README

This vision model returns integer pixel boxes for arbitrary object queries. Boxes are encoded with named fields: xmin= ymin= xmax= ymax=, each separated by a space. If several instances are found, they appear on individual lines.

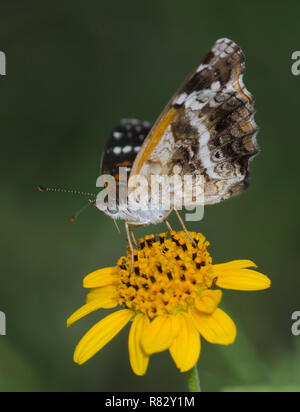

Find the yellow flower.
xmin=67 ymin=231 xmax=271 ymax=375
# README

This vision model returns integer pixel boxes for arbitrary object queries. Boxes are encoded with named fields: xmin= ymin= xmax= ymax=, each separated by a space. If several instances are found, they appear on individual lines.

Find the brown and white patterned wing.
xmin=130 ymin=38 xmax=259 ymax=207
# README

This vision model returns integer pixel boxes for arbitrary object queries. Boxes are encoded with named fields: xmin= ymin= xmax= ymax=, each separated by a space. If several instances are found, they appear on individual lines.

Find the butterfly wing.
xmin=130 ymin=38 xmax=259 ymax=207
xmin=100 ymin=119 xmax=152 ymax=216
xmin=101 ymin=119 xmax=152 ymax=178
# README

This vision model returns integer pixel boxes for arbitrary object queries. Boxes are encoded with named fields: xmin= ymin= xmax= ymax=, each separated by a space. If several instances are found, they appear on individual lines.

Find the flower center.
xmin=116 ymin=231 xmax=213 ymax=319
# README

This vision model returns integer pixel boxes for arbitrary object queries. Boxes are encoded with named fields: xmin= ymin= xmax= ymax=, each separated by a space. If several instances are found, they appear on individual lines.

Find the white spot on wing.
xmin=113 ymin=132 xmax=123 ymax=140
xmin=211 ymin=81 xmax=221 ymax=91
xmin=174 ymin=93 xmax=188 ymax=105
xmin=226 ymin=46 xmax=234 ymax=54
xmin=188 ymin=115 xmax=221 ymax=179
xmin=113 ymin=147 xmax=122 ymax=155
xmin=123 ymin=145 xmax=132 ymax=154
xmin=197 ymin=64 xmax=210 ymax=73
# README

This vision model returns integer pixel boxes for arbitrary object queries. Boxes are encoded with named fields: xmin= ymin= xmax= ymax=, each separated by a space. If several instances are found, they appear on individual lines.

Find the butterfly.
xmin=99 ymin=38 xmax=259 ymax=250
xmin=39 ymin=38 xmax=259 ymax=267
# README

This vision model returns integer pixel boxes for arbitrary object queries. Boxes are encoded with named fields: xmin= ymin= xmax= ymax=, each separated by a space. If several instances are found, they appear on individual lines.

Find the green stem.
xmin=186 ymin=365 xmax=201 ymax=392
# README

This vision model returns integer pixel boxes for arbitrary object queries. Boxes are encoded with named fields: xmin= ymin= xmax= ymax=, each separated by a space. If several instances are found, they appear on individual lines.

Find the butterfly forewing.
xmin=101 ymin=119 xmax=152 ymax=179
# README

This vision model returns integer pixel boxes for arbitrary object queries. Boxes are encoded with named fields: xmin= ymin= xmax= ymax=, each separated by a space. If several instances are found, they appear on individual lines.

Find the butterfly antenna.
xmin=70 ymin=200 xmax=96 ymax=223
xmin=37 ymin=185 xmax=96 ymax=198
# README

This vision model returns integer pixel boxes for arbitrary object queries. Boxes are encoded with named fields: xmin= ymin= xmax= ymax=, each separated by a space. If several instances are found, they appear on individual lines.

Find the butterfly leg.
xmin=163 ymin=207 xmax=174 ymax=232
xmin=130 ymin=229 xmax=139 ymax=248
xmin=165 ymin=220 xmax=173 ymax=232
xmin=125 ymin=221 xmax=135 ymax=273
xmin=113 ymin=219 xmax=123 ymax=237
xmin=173 ymin=207 xmax=197 ymax=246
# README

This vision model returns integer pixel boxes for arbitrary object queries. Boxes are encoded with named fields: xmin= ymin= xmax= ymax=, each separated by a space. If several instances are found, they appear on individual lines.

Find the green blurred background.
xmin=1 ymin=0 xmax=300 ymax=392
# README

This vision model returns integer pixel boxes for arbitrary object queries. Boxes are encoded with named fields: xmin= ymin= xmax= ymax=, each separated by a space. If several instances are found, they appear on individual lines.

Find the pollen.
xmin=116 ymin=231 xmax=213 ymax=319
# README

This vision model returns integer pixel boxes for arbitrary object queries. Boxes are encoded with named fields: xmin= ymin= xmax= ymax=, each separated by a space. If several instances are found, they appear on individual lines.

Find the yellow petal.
xmin=169 ymin=313 xmax=201 ymax=373
xmin=67 ymin=285 xmax=119 ymax=327
xmin=86 ymin=285 xmax=118 ymax=306
xmin=128 ymin=314 xmax=150 ymax=376
xmin=83 ymin=267 xmax=117 ymax=289
xmin=141 ymin=314 xmax=180 ymax=355
xmin=190 ymin=307 xmax=237 ymax=345
xmin=74 ymin=309 xmax=134 ymax=365
xmin=213 ymin=266 xmax=271 ymax=291
xmin=67 ymin=302 xmax=108 ymax=328
xmin=195 ymin=290 xmax=223 ymax=314
xmin=213 ymin=260 xmax=258 ymax=272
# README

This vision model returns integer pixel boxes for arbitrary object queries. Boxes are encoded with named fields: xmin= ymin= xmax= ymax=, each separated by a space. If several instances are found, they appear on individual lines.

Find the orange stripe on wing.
xmin=134 ymin=108 xmax=177 ymax=176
